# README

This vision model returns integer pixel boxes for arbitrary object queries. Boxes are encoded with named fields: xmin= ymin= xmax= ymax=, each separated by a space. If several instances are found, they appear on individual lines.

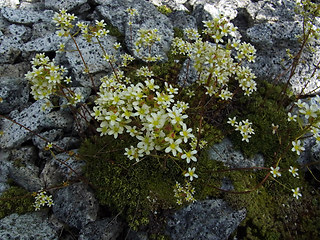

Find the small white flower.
xmin=270 ymin=166 xmax=281 ymax=178
xmin=184 ymin=167 xmax=198 ymax=181
xmin=292 ymin=187 xmax=302 ymax=199
xmin=289 ymin=166 xmax=299 ymax=178
xmin=291 ymin=140 xmax=305 ymax=155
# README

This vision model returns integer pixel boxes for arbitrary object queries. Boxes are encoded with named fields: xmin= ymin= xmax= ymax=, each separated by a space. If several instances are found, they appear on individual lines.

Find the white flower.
xmin=287 ymin=112 xmax=297 ymax=122
xmin=227 ymin=117 xmax=237 ymax=126
xmin=292 ymin=187 xmax=302 ymax=199
xmin=179 ymin=124 xmax=194 ymax=143
xmin=184 ymin=167 xmax=198 ymax=181
xmin=289 ymin=166 xmax=299 ymax=178
xmin=165 ymin=138 xmax=182 ymax=156
xmin=270 ymin=166 xmax=281 ymax=178
xmin=181 ymin=150 xmax=197 ymax=163
xmin=291 ymin=140 xmax=305 ymax=155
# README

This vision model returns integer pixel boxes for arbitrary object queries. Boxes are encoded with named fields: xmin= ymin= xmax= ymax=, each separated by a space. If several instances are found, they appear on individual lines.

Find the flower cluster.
xmin=228 ymin=117 xmax=255 ymax=142
xmin=134 ymin=28 xmax=163 ymax=62
xmin=288 ymin=97 xmax=320 ymax=156
xmin=92 ymin=69 xmax=197 ymax=165
xmin=173 ymin=181 xmax=196 ymax=205
xmin=52 ymin=9 xmax=77 ymax=37
xmin=33 ymin=190 xmax=54 ymax=211
xmin=25 ymin=53 xmax=67 ymax=100
xmin=172 ymin=14 xmax=257 ymax=99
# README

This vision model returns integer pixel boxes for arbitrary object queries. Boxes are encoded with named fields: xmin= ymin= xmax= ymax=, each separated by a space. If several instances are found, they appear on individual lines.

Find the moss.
xmin=225 ymin=79 xmax=301 ymax=166
xmin=0 ymin=186 xmax=34 ymax=219
xmin=79 ymin=135 xmax=181 ymax=232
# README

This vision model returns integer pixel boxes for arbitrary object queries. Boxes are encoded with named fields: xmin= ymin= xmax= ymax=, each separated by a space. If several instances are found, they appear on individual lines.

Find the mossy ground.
xmin=0 ymin=185 xmax=35 ymax=219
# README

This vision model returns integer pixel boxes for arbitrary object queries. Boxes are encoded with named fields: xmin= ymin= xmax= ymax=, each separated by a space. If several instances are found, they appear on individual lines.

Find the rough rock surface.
xmin=40 ymin=150 xmax=84 ymax=187
xmin=166 ymin=199 xmax=246 ymax=240
xmin=0 ymin=99 xmax=51 ymax=149
xmin=52 ymin=182 xmax=99 ymax=229
xmin=0 ymin=77 xmax=29 ymax=114
xmin=0 ymin=212 xmax=58 ymax=240
xmin=208 ymin=138 xmax=265 ymax=168
xmin=78 ymin=218 xmax=124 ymax=240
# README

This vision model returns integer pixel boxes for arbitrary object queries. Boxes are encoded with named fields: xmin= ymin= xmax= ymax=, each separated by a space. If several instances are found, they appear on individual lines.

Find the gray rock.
xmin=22 ymin=32 xmax=64 ymax=52
xmin=147 ymin=0 xmax=189 ymax=11
xmin=208 ymin=138 xmax=264 ymax=168
xmin=79 ymin=218 xmax=124 ymax=240
xmin=125 ymin=231 xmax=148 ymax=240
xmin=54 ymin=136 xmax=81 ymax=150
xmin=311 ymin=142 xmax=320 ymax=171
xmin=32 ymin=129 xmax=64 ymax=150
xmin=65 ymin=35 xmax=119 ymax=87
xmin=97 ymin=0 xmax=174 ymax=61
xmin=45 ymin=0 xmax=88 ymax=12
xmin=0 ymin=212 xmax=58 ymax=240
xmin=0 ymin=150 xmax=10 ymax=195
xmin=168 ymin=10 xmax=197 ymax=30
xmin=40 ymin=150 xmax=84 ymax=186
xmin=0 ymin=0 xmax=20 ymax=8
xmin=31 ymin=22 xmax=58 ymax=40
xmin=41 ymin=110 xmax=74 ymax=132
xmin=246 ymin=0 xmax=298 ymax=23
xmin=166 ymin=199 xmax=246 ymax=240
xmin=178 ymin=59 xmax=198 ymax=86
xmin=52 ymin=182 xmax=99 ymax=229
xmin=246 ymin=21 xmax=302 ymax=48
xmin=9 ymin=24 xmax=32 ymax=41
xmin=72 ymin=104 xmax=93 ymax=134
xmin=1 ymin=7 xmax=54 ymax=24
xmin=0 ymin=99 xmax=51 ymax=149
xmin=0 ymin=62 xmax=31 ymax=78
xmin=0 ymin=36 xmax=21 ymax=64
xmin=0 ymin=77 xmax=30 ymax=114
xmin=8 ymin=146 xmax=44 ymax=192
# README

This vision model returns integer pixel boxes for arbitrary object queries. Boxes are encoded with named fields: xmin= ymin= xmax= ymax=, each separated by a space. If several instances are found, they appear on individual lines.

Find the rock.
xmin=147 ymin=0 xmax=189 ymax=11
xmin=44 ymin=0 xmax=88 ymax=12
xmin=8 ymin=146 xmax=44 ymax=192
xmin=246 ymin=0 xmax=297 ymax=23
xmin=311 ymin=142 xmax=320 ymax=171
xmin=40 ymin=150 xmax=84 ymax=186
xmin=208 ymin=138 xmax=264 ymax=168
xmin=125 ymin=231 xmax=148 ymax=240
xmin=22 ymin=32 xmax=64 ymax=52
xmin=0 ymin=36 xmax=21 ymax=64
xmin=72 ymin=104 xmax=93 ymax=134
xmin=168 ymin=10 xmax=197 ymax=30
xmin=0 ymin=62 xmax=31 ymax=78
xmin=65 ymin=35 xmax=119 ymax=87
xmin=0 ymin=212 xmax=58 ymax=240
xmin=78 ymin=218 xmax=124 ymax=240
xmin=1 ymin=7 xmax=53 ymax=24
xmin=0 ymin=150 xmax=10 ymax=195
xmin=31 ymin=22 xmax=58 ymax=40
xmin=0 ymin=77 xmax=30 ymax=114
xmin=246 ymin=21 xmax=302 ymax=48
xmin=166 ymin=199 xmax=246 ymax=240
xmin=0 ymin=0 xmax=20 ymax=8
xmin=0 ymin=99 xmax=51 ymax=149
xmin=9 ymin=24 xmax=32 ymax=41
xmin=54 ymin=137 xmax=81 ymax=150
xmin=178 ymin=59 xmax=198 ymax=86
xmin=52 ymin=182 xmax=99 ymax=229
xmin=41 ymin=110 xmax=74 ymax=132
xmin=32 ymin=129 xmax=64 ymax=150
xmin=97 ymin=0 xmax=174 ymax=61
